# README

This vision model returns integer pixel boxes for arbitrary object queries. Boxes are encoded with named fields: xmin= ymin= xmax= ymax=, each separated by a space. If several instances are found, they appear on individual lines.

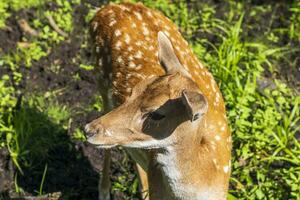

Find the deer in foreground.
xmin=85 ymin=2 xmax=231 ymax=200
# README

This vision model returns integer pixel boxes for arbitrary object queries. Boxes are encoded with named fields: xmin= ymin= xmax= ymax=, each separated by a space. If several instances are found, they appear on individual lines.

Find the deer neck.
xmin=147 ymin=130 xmax=226 ymax=200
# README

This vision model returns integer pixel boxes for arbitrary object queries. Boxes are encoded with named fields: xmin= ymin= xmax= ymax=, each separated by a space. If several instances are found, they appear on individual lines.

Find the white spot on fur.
xmin=215 ymin=135 xmax=221 ymax=141
xmin=134 ymin=51 xmax=143 ymax=59
xmin=146 ymin=11 xmax=153 ymax=18
xmin=221 ymin=125 xmax=226 ymax=132
xmin=115 ymin=29 xmax=121 ymax=37
xmin=131 ymin=22 xmax=137 ymax=28
xmin=115 ymin=41 xmax=122 ymax=50
xmin=134 ymin=11 xmax=142 ymax=20
xmin=107 ymin=9 xmax=114 ymax=15
xmin=227 ymin=136 xmax=232 ymax=143
xmin=223 ymin=165 xmax=229 ymax=173
xmin=129 ymin=61 xmax=136 ymax=68
xmin=119 ymin=4 xmax=130 ymax=11
xmin=116 ymin=72 xmax=121 ymax=77
xmin=213 ymin=159 xmax=217 ymax=165
xmin=210 ymin=141 xmax=216 ymax=151
xmin=143 ymin=26 xmax=149 ymax=35
xmin=109 ymin=20 xmax=116 ymax=26
xmin=136 ymin=64 xmax=142 ymax=70
xmin=212 ymin=85 xmax=217 ymax=93
xmin=117 ymin=56 xmax=123 ymax=64
xmin=216 ymin=93 xmax=220 ymax=102
xmin=149 ymin=45 xmax=154 ymax=51
xmin=96 ymin=36 xmax=104 ymax=46
xmin=128 ymin=46 xmax=133 ymax=51
xmin=136 ymin=41 xmax=142 ymax=46
xmin=198 ymin=64 xmax=203 ymax=69
xmin=164 ymin=31 xmax=170 ymax=37
xmin=134 ymin=73 xmax=146 ymax=79
xmin=125 ymin=73 xmax=132 ymax=79
xmin=125 ymin=34 xmax=131 ymax=44
xmin=92 ymin=22 xmax=98 ymax=31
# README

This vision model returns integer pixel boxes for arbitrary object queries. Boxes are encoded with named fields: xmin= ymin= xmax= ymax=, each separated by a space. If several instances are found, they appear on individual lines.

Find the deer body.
xmin=86 ymin=3 xmax=231 ymax=200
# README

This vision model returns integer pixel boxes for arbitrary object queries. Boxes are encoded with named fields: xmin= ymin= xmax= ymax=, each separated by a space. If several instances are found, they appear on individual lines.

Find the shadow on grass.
xmin=12 ymin=102 xmax=99 ymax=199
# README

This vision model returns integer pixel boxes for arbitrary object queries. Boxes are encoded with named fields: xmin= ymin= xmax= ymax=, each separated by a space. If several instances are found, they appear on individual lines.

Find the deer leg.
xmin=98 ymin=81 xmax=114 ymax=200
xmin=99 ymin=150 xmax=111 ymax=200
xmin=136 ymin=163 xmax=149 ymax=200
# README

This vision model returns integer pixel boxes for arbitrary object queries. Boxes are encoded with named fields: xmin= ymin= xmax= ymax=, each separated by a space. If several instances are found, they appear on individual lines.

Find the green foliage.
xmin=79 ymin=64 xmax=94 ymax=71
xmin=47 ymin=0 xmax=73 ymax=32
xmin=0 ymin=75 xmax=17 ymax=148
xmin=190 ymin=4 xmax=300 ymax=200
xmin=6 ymin=94 xmax=70 ymax=176
xmin=8 ymin=0 xmax=44 ymax=11
xmin=0 ymin=75 xmax=16 ymax=116
xmin=0 ymin=0 xmax=45 ymax=28
xmin=0 ymin=1 xmax=10 ymax=28
xmin=16 ymin=42 xmax=47 ymax=68
xmin=111 ymin=149 xmax=139 ymax=199
xmin=289 ymin=0 xmax=300 ymax=41
xmin=72 ymin=128 xmax=86 ymax=141
xmin=91 ymin=95 xmax=103 ymax=112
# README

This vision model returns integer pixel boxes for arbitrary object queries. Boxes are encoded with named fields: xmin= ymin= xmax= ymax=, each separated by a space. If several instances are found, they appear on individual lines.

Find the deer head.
xmin=85 ymin=32 xmax=208 ymax=149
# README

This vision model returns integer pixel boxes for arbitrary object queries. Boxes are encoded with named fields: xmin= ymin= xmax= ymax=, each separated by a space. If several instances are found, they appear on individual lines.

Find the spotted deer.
xmin=85 ymin=2 xmax=231 ymax=200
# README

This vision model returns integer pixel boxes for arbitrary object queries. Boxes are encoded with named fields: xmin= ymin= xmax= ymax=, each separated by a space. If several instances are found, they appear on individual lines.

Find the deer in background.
xmin=85 ymin=2 xmax=231 ymax=200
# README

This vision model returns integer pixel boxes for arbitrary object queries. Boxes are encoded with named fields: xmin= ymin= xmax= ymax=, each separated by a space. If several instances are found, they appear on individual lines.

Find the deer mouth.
xmin=86 ymin=133 xmax=118 ymax=148
xmin=94 ymin=143 xmax=117 ymax=149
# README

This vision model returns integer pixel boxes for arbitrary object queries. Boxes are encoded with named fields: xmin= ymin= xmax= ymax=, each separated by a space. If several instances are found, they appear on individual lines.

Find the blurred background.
xmin=0 ymin=0 xmax=299 ymax=199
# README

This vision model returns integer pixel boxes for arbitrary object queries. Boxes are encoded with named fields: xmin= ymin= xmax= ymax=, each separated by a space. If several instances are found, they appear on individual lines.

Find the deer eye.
xmin=149 ymin=111 xmax=165 ymax=121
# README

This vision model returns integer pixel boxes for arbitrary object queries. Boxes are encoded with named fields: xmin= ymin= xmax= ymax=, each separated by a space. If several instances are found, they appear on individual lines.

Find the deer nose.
xmin=84 ymin=122 xmax=105 ymax=139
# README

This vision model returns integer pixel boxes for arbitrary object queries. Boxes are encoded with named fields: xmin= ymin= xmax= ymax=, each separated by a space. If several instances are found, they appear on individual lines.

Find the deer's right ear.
xmin=181 ymin=90 xmax=208 ymax=122
xmin=157 ymin=31 xmax=190 ymax=77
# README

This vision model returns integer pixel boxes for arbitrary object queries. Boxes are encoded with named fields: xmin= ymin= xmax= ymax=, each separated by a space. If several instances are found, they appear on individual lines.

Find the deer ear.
xmin=181 ymin=90 xmax=208 ymax=122
xmin=157 ymin=31 xmax=190 ymax=76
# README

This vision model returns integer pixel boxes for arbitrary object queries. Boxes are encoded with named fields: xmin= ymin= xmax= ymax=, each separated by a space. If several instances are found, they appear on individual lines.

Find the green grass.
xmin=0 ymin=0 xmax=300 ymax=199
xmin=7 ymin=94 xmax=70 ymax=174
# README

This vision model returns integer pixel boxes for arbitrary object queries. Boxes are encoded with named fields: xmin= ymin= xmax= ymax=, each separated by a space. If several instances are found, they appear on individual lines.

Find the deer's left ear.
xmin=157 ymin=31 xmax=190 ymax=77
xmin=181 ymin=90 xmax=208 ymax=122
